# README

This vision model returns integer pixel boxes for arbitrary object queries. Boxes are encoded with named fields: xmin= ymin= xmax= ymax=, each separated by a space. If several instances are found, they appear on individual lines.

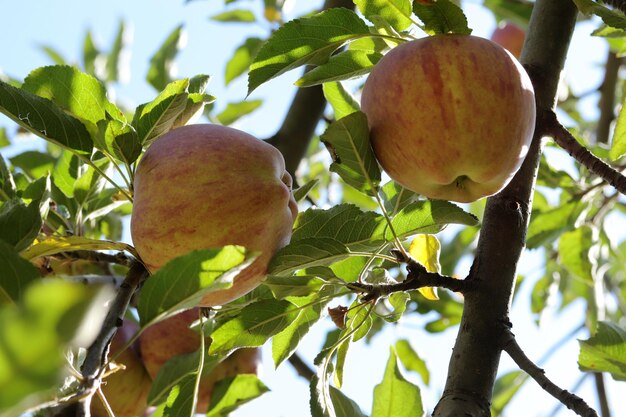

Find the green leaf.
xmin=151 ymin=374 xmax=198 ymax=417
xmin=0 ymin=198 xmax=42 ymax=252
xmin=272 ymin=291 xmax=331 ymax=367
xmin=573 ymin=0 xmax=626 ymax=30
xmin=371 ymin=348 xmax=423 ymax=417
xmin=0 ymin=280 xmax=110 ymax=413
xmin=354 ymin=0 xmax=414 ymax=31
xmin=380 ymin=181 xmax=418 ymax=215
xmin=395 ymin=339 xmax=429 ymax=385
xmin=579 ymin=321 xmax=626 ymax=381
xmin=0 ymin=80 xmax=93 ymax=154
xmin=9 ymin=151 xmax=56 ymax=179
xmin=206 ymin=374 xmax=269 ymax=417
xmin=412 ymin=0 xmax=472 ymax=35
xmin=209 ymin=299 xmax=299 ymax=355
xmin=148 ymin=350 xmax=223 ymax=406
xmin=105 ymin=20 xmax=129 ymax=82
xmin=216 ymin=99 xmax=263 ymax=125
xmin=296 ymin=50 xmax=382 ymax=87
xmin=39 ymin=45 xmax=67 ymax=65
xmin=491 ymin=370 xmax=527 ymax=415
xmin=0 ymin=155 xmax=15 ymax=199
xmin=82 ymin=30 xmax=100 ymax=77
xmin=558 ymin=225 xmax=596 ymax=281
xmin=51 ymin=151 xmax=79 ymax=199
xmin=268 ymin=237 xmax=351 ymax=276
xmin=225 ymin=37 xmax=264 ymax=86
xmin=22 ymin=65 xmax=112 ymax=128
xmin=483 ymin=0 xmax=533 ymax=25
xmin=320 ymin=111 xmax=381 ymax=196
xmin=137 ymin=246 xmax=255 ymax=327
xmin=263 ymin=275 xmax=326 ymax=299
xmin=0 ymin=240 xmax=39 ymax=304
xmin=95 ymin=118 xmax=142 ymax=165
xmin=527 ymin=202 xmax=584 ymax=249
xmin=148 ymin=25 xmax=186 ymax=91
xmin=384 ymin=292 xmax=410 ymax=322
xmin=210 ymin=9 xmax=257 ymax=23
xmin=329 ymin=386 xmax=366 ymax=417
xmin=248 ymin=8 xmax=371 ymax=95
xmin=610 ymin=98 xmax=626 ymax=160
xmin=384 ymin=200 xmax=479 ymax=240
xmin=20 ymin=235 xmax=132 ymax=261
xmin=293 ymin=178 xmax=319 ymax=202
xmin=322 ymin=82 xmax=360 ymax=120
xmin=133 ymin=79 xmax=191 ymax=147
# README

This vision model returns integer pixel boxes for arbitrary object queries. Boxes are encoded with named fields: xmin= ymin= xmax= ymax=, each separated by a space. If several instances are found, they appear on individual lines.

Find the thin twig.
xmin=596 ymin=51 xmax=622 ymax=144
xmin=502 ymin=331 xmax=599 ymax=417
xmin=594 ymin=372 xmax=612 ymax=417
xmin=59 ymin=250 xmax=134 ymax=268
xmin=73 ymin=260 xmax=149 ymax=417
xmin=545 ymin=111 xmax=626 ymax=196
xmin=348 ymin=256 xmax=468 ymax=302
xmin=288 ymin=352 xmax=316 ymax=380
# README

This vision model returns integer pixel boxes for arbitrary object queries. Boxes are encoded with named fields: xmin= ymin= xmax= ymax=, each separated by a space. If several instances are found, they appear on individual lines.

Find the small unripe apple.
xmin=361 ymin=35 xmax=536 ymax=203
xmin=131 ymin=124 xmax=298 ymax=306
xmin=490 ymin=21 xmax=526 ymax=58
xmin=91 ymin=320 xmax=152 ymax=417
xmin=139 ymin=309 xmax=261 ymax=413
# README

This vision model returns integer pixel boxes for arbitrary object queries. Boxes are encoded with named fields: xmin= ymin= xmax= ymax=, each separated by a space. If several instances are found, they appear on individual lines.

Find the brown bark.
xmin=432 ymin=0 xmax=579 ymax=415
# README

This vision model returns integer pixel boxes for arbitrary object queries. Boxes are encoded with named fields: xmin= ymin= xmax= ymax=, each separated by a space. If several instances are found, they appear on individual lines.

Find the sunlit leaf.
xmin=268 ymin=237 xmax=351 ymax=276
xmin=395 ymin=339 xmax=429 ymax=385
xmin=20 ymin=235 xmax=133 ymax=260
xmin=248 ymin=8 xmax=371 ymax=94
xmin=323 ymin=82 xmax=360 ymax=120
xmin=206 ymin=374 xmax=269 ymax=416
xmin=573 ymin=0 xmax=626 ymax=30
xmin=296 ymin=50 xmax=382 ymax=87
xmin=210 ymin=9 xmax=256 ymax=23
xmin=138 ymin=246 xmax=255 ymax=327
xmin=579 ymin=321 xmax=626 ymax=381
xmin=412 ymin=0 xmax=472 ymax=35
xmin=409 ymin=234 xmax=441 ymax=300
xmin=216 ymin=100 xmax=263 ymax=125
xmin=610 ymin=98 xmax=626 ymax=160
xmin=147 ymin=25 xmax=186 ymax=91
xmin=225 ymin=37 xmax=264 ymax=86
xmin=355 ymin=0 xmax=413 ymax=31
xmin=371 ymin=348 xmax=423 ymax=417
xmin=209 ymin=299 xmax=299 ymax=355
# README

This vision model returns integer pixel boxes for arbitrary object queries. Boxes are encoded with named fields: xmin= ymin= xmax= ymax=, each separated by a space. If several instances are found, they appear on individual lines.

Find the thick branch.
xmin=266 ymin=0 xmax=355 ymax=176
xmin=546 ymin=111 xmax=626 ymax=195
xmin=502 ymin=332 xmax=599 ymax=417
xmin=433 ymin=0 xmax=580 ymax=415
xmin=73 ymin=260 xmax=148 ymax=417
xmin=596 ymin=51 xmax=622 ymax=144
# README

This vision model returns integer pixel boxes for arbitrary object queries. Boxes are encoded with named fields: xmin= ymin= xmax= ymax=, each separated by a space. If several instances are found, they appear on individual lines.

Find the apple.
xmin=361 ymin=35 xmax=536 ymax=203
xmin=131 ymin=124 xmax=298 ymax=306
xmin=490 ymin=21 xmax=526 ymax=59
xmin=91 ymin=320 xmax=152 ymax=417
xmin=139 ymin=309 xmax=261 ymax=413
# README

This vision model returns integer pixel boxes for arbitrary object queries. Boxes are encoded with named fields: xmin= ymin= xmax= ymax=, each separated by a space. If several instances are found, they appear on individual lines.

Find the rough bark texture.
xmin=432 ymin=0 xmax=579 ymax=415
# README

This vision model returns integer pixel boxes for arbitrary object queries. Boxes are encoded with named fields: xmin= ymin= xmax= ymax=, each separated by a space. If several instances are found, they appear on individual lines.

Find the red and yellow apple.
xmin=131 ymin=124 xmax=298 ymax=306
xmin=490 ymin=21 xmax=526 ymax=59
xmin=91 ymin=320 xmax=152 ymax=417
xmin=361 ymin=35 xmax=536 ymax=203
xmin=139 ymin=309 xmax=261 ymax=413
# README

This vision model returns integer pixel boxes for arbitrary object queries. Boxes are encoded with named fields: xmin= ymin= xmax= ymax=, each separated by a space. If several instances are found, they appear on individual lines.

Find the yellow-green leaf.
xmin=409 ymin=234 xmax=441 ymax=300
xmin=21 ymin=236 xmax=133 ymax=260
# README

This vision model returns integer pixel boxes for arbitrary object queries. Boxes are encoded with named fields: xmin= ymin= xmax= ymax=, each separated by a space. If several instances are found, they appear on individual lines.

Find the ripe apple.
xmin=139 ymin=309 xmax=261 ymax=413
xmin=490 ymin=21 xmax=526 ymax=59
xmin=131 ymin=124 xmax=298 ymax=306
xmin=361 ymin=35 xmax=536 ymax=203
xmin=91 ymin=320 xmax=152 ymax=417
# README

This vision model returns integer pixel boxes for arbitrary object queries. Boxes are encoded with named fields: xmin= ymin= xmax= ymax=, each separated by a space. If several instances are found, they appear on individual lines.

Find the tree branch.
xmin=596 ymin=51 xmax=622 ymax=144
xmin=288 ymin=352 xmax=316 ymax=380
xmin=58 ymin=250 xmax=134 ymax=268
xmin=348 ymin=258 xmax=470 ymax=302
xmin=502 ymin=331 xmax=599 ymax=417
xmin=73 ymin=260 xmax=148 ymax=417
xmin=433 ymin=0 xmax=581 ymax=415
xmin=545 ymin=110 xmax=626 ymax=195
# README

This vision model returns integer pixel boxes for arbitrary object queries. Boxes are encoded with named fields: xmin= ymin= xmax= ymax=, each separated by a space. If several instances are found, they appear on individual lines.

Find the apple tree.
xmin=0 ymin=0 xmax=625 ymax=416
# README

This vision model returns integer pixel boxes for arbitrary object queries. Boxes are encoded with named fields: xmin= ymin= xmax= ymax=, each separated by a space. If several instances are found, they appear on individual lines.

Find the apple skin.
xmin=139 ymin=309 xmax=261 ymax=413
xmin=131 ymin=124 xmax=298 ymax=306
xmin=361 ymin=35 xmax=536 ymax=203
xmin=490 ymin=21 xmax=526 ymax=59
xmin=91 ymin=320 xmax=152 ymax=417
